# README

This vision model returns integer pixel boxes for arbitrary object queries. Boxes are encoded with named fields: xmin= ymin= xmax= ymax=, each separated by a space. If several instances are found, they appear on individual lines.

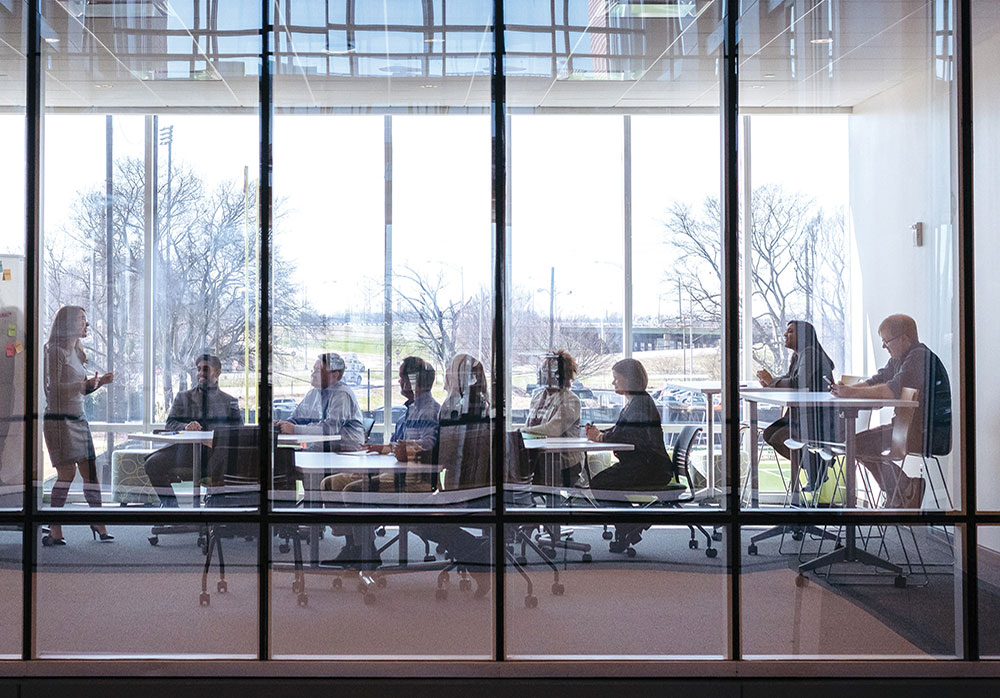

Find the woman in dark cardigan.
xmin=585 ymin=358 xmax=674 ymax=552
xmin=757 ymin=320 xmax=839 ymax=491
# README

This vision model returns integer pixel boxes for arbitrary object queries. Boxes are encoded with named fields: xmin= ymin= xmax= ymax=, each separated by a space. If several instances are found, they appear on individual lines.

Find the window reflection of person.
xmin=416 ymin=353 xmax=492 ymax=599
xmin=143 ymin=354 xmax=243 ymax=507
xmin=42 ymin=306 xmax=114 ymax=545
xmin=831 ymin=314 xmax=951 ymax=508
xmin=757 ymin=320 xmax=837 ymax=491
xmin=522 ymin=350 xmax=582 ymax=487
xmin=585 ymin=358 xmax=673 ymax=553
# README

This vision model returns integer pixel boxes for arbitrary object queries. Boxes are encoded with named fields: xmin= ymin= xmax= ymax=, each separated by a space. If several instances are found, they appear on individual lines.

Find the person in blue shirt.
xmin=276 ymin=352 xmax=365 ymax=450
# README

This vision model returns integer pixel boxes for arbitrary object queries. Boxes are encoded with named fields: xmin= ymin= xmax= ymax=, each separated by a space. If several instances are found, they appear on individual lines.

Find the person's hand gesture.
xmin=585 ymin=423 xmax=603 ymax=442
xmin=276 ymin=421 xmax=295 ymax=435
xmin=756 ymin=369 xmax=773 ymax=387
xmin=98 ymin=371 xmax=114 ymax=387
xmin=185 ymin=421 xmax=203 ymax=431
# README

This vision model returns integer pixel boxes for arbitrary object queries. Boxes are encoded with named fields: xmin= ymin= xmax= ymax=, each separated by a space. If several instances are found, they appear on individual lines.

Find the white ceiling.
xmin=0 ymin=0 xmax=997 ymax=112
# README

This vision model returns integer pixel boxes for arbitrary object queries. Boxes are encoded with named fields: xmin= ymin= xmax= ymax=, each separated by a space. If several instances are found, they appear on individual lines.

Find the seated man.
xmin=144 ymin=354 xmax=243 ymax=507
xmin=320 ymin=356 xmax=439 ymax=565
xmin=322 ymin=355 xmax=439 ymax=494
xmin=276 ymin=352 xmax=365 ymax=450
xmin=831 ymin=314 xmax=952 ymax=508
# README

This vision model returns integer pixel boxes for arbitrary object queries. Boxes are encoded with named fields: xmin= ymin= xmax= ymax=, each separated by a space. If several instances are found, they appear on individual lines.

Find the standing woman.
xmin=42 ymin=306 xmax=114 ymax=545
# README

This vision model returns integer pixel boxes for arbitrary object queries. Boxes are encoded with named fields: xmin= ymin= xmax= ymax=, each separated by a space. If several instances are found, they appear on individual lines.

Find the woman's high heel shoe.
xmin=41 ymin=534 xmax=66 ymax=547
xmin=90 ymin=525 xmax=114 ymax=542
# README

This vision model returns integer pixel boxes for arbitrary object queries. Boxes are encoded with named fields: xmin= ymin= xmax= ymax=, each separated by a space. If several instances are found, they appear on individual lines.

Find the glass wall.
xmin=0 ymin=0 xmax=988 ymax=666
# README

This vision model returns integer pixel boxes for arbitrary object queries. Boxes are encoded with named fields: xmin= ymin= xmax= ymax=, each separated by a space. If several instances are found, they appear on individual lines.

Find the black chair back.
xmin=205 ymin=426 xmax=260 ymax=508
xmin=439 ymin=416 xmax=492 ymax=490
xmin=671 ymin=425 xmax=702 ymax=492
xmin=362 ymin=417 xmax=376 ymax=442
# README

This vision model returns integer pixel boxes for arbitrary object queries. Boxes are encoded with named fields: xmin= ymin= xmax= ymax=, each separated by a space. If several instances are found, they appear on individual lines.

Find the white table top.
xmin=739 ymin=389 xmax=917 ymax=409
xmin=522 ymin=437 xmax=635 ymax=453
xmin=294 ymin=450 xmax=438 ymax=473
xmin=129 ymin=431 xmax=341 ymax=447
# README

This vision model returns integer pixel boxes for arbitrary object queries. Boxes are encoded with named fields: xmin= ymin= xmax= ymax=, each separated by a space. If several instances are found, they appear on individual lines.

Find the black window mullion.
xmin=23 ymin=0 xmax=42 ymax=664
xmin=258 ymin=0 xmax=274 ymax=663
xmin=721 ymin=0 xmax=741 ymax=662
xmin=956 ymin=0 xmax=978 ymax=661
xmin=491 ymin=0 xmax=507 ymax=663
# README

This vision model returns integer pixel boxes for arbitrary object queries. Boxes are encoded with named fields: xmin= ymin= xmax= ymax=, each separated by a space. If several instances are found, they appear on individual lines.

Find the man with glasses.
xmin=831 ymin=314 xmax=952 ymax=508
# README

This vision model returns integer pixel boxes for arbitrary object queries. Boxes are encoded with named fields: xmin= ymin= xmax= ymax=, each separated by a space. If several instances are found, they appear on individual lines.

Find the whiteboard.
xmin=0 ymin=255 xmax=25 ymax=490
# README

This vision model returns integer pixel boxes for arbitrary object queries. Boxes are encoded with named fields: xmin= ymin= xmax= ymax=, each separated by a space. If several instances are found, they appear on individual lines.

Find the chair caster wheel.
xmin=712 ymin=530 xmax=723 ymax=542
xmin=376 ymin=576 xmax=387 ymax=588
xmin=199 ymin=593 xmax=210 ymax=606
xmin=217 ymin=581 xmax=228 ymax=593
xmin=292 ymin=580 xmax=303 ymax=593
xmin=706 ymin=548 xmax=718 ymax=559
xmin=363 ymin=593 xmax=377 ymax=606
xmin=515 ymin=556 xmax=527 ymax=566
xmin=525 ymin=595 xmax=538 ymax=608
xmin=424 ymin=555 xmax=436 ymax=562
xmin=440 ymin=571 xmax=450 ymax=585
xmin=626 ymin=547 xmax=636 ymax=558
xmin=688 ymin=539 xmax=699 ymax=550
xmin=279 ymin=544 xmax=290 ymax=554
xmin=459 ymin=578 xmax=472 ymax=592
xmin=297 ymin=594 xmax=309 ymax=607
xmin=435 ymin=588 xmax=448 ymax=601
xmin=795 ymin=574 xmax=808 ymax=587
xmin=148 ymin=536 xmax=159 ymax=546
xmin=436 ymin=543 xmax=446 ymax=554
xmin=791 ymin=531 xmax=804 ymax=541
xmin=602 ymin=531 xmax=613 ymax=540
xmin=331 ymin=577 xmax=342 ymax=590
xmin=747 ymin=544 xmax=758 ymax=555
xmin=543 ymin=547 xmax=556 ymax=559
xmin=582 ymin=553 xmax=592 ymax=563
xmin=894 ymin=575 xmax=907 ymax=589
xmin=551 ymin=583 xmax=565 ymax=595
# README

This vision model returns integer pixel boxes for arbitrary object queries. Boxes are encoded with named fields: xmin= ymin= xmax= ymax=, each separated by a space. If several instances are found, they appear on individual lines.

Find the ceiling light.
xmin=424 ymin=38 xmax=443 ymax=43
xmin=323 ymin=44 xmax=356 ymax=55
xmin=420 ymin=84 xmax=437 ymax=88
xmin=611 ymin=0 xmax=696 ymax=18
xmin=43 ymin=37 xmax=60 ymax=44
xmin=750 ymin=84 xmax=764 ymax=89
xmin=763 ymin=73 xmax=775 ymax=78
xmin=94 ymin=83 xmax=113 ymax=89
xmin=810 ymin=38 xmax=833 ymax=44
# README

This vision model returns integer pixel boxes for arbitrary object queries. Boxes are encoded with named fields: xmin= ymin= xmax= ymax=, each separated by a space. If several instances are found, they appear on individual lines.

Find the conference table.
xmin=522 ymin=436 xmax=635 ymax=561
xmin=741 ymin=388 xmax=918 ymax=584
xmin=129 ymin=430 xmax=341 ymax=507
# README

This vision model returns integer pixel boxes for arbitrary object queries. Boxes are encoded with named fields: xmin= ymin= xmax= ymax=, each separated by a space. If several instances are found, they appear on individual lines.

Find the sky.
xmin=1 ymin=111 xmax=848 ymax=322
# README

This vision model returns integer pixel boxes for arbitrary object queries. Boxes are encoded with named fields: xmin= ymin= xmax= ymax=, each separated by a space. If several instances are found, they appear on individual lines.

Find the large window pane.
xmin=504 ymin=524 xmax=729 ymax=659
xmin=0 ymin=1 xmax=26 ymax=510
xmin=738 ymin=1 xmax=960 ymax=523
xmin=743 ymin=524 xmax=961 ymax=659
xmin=39 ymin=1 xmax=262 ymax=515
xmin=271 ymin=0 xmax=494 ymax=514
xmin=269 ymin=522 xmax=494 ymax=659
xmin=35 ymin=523 xmax=257 ymax=658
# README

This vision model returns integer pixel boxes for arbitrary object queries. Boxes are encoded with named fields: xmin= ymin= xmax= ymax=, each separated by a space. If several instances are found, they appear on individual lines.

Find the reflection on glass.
xmin=0 ymin=1 xmax=27 ymax=510
xmin=0 ymin=526 xmax=21 ymax=658
xmin=742 ymin=524 xmax=961 ymax=659
xmin=504 ymin=524 xmax=728 ymax=659
xmin=269 ymin=523 xmax=494 ymax=659
xmin=739 ymin=0 xmax=959 ymax=514
xmin=978 ymin=527 xmax=1000 ymax=657
xmin=35 ymin=524 xmax=257 ymax=658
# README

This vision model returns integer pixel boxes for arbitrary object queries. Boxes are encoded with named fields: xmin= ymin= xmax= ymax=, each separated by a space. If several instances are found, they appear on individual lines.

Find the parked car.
xmin=343 ymin=354 xmax=366 ymax=386
xmin=272 ymin=397 xmax=297 ymax=421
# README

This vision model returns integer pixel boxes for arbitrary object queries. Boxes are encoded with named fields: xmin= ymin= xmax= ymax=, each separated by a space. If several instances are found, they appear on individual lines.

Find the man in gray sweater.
xmin=144 ymin=354 xmax=243 ymax=507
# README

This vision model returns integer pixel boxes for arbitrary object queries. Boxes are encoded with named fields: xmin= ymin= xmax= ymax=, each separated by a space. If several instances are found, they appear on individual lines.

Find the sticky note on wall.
xmin=14 ymin=341 xmax=23 ymax=354
xmin=1 ymin=269 xmax=10 ymax=281
xmin=7 ymin=325 xmax=15 ymax=337
xmin=5 ymin=345 xmax=13 ymax=358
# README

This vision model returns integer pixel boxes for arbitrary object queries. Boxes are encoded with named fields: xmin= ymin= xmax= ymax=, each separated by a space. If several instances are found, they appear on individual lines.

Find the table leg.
xmin=749 ymin=400 xmax=759 ymax=508
xmin=192 ymin=443 xmax=201 ymax=508
xmin=798 ymin=408 xmax=905 ymax=583
xmin=706 ymin=392 xmax=715 ymax=497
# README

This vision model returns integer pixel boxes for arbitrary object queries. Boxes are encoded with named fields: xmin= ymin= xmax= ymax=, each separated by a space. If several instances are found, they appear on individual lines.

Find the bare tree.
xmin=393 ymin=265 xmax=469 ymax=370
xmin=665 ymin=184 xmax=848 ymax=374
